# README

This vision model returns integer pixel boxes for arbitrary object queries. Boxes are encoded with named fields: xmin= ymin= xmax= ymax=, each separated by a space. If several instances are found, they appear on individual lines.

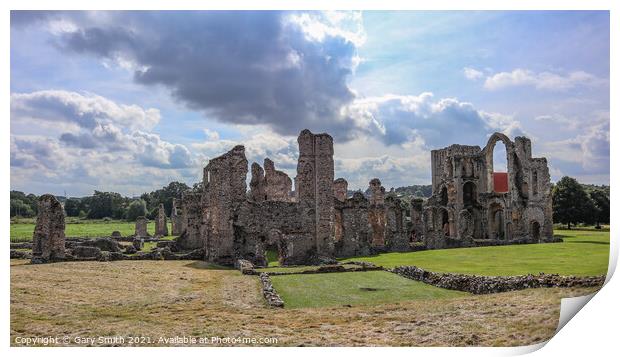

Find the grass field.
xmin=341 ymin=228 xmax=609 ymax=276
xmin=10 ymin=219 xmax=173 ymax=241
xmin=10 ymin=259 xmax=600 ymax=346
xmin=270 ymin=271 xmax=469 ymax=308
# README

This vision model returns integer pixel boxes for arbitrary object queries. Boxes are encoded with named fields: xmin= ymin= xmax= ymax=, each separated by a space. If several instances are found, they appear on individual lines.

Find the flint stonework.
xmin=31 ymin=194 xmax=66 ymax=264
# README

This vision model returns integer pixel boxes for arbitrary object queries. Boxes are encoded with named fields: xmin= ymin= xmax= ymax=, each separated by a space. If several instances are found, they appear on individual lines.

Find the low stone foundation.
xmin=391 ymin=265 xmax=605 ymax=294
xmin=258 ymin=273 xmax=284 ymax=308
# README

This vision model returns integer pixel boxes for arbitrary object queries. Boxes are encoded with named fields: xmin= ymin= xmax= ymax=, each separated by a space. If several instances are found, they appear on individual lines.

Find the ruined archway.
xmin=488 ymin=202 xmax=505 ymax=240
xmin=440 ymin=186 xmax=448 ymax=206
xmin=484 ymin=133 xmax=514 ymax=193
xmin=438 ymin=208 xmax=451 ymax=237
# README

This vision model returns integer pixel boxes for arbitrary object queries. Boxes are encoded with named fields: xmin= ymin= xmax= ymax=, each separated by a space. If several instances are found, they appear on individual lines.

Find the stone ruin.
xmin=171 ymin=198 xmax=184 ymax=235
xmin=415 ymin=132 xmax=554 ymax=248
xmin=154 ymin=203 xmax=168 ymax=237
xmin=174 ymin=129 xmax=553 ymax=268
xmin=135 ymin=216 xmax=149 ymax=238
xmin=31 ymin=194 xmax=66 ymax=264
xmin=23 ymin=130 xmax=553 ymax=267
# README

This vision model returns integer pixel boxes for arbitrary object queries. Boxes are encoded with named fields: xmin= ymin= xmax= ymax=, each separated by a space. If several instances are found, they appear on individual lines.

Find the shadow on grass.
xmin=565 ymin=240 xmax=609 ymax=245
xmin=184 ymin=261 xmax=234 ymax=270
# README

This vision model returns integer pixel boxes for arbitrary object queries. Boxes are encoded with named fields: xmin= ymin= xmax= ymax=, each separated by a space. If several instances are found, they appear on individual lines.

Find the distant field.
xmin=270 ymin=271 xmax=469 ymax=308
xmin=10 ymin=219 xmax=173 ymax=240
xmin=341 ymin=228 xmax=609 ymax=277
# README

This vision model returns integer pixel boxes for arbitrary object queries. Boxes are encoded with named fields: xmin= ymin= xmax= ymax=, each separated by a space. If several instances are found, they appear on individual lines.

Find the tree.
xmin=126 ymin=199 xmax=148 ymax=221
xmin=552 ymin=176 xmax=595 ymax=229
xmin=140 ymin=181 xmax=189 ymax=215
xmin=589 ymin=189 xmax=610 ymax=228
xmin=64 ymin=198 xmax=81 ymax=217
xmin=10 ymin=199 xmax=35 ymax=217
xmin=85 ymin=191 xmax=128 ymax=219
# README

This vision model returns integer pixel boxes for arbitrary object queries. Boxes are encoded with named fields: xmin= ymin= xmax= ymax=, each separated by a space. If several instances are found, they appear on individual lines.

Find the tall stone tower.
xmin=296 ymin=129 xmax=335 ymax=257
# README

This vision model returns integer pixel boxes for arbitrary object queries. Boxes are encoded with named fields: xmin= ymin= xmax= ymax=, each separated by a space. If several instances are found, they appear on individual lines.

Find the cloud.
xmin=344 ymin=92 xmax=525 ymax=148
xmin=463 ymin=67 xmax=484 ymax=80
xmin=11 ymin=90 xmax=160 ymax=131
xmin=483 ymin=68 xmax=604 ymax=91
xmin=19 ymin=11 xmax=367 ymax=141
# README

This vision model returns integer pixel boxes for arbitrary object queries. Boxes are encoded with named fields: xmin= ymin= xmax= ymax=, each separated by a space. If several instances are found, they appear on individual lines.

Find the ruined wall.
xmin=234 ymin=201 xmax=315 ymax=266
xmin=423 ymin=132 xmax=553 ymax=249
xmin=264 ymin=158 xmax=293 ymax=201
xmin=31 ymin=194 xmax=65 ymax=264
xmin=249 ymin=162 xmax=266 ymax=202
xmin=203 ymin=145 xmax=248 ymax=265
xmin=176 ymin=191 xmax=203 ymax=250
xmin=333 ymin=178 xmax=348 ymax=202
xmin=335 ymin=192 xmax=372 ymax=258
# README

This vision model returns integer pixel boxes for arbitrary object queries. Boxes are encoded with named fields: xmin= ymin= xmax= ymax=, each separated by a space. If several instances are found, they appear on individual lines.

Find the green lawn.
xmin=10 ymin=220 xmax=173 ymax=241
xmin=341 ymin=229 xmax=609 ymax=277
xmin=256 ymin=263 xmax=361 ymax=273
xmin=270 ymin=270 xmax=469 ymax=309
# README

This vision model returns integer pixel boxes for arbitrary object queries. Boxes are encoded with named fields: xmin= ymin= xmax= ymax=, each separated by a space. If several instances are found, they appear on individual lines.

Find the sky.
xmin=10 ymin=10 xmax=610 ymax=197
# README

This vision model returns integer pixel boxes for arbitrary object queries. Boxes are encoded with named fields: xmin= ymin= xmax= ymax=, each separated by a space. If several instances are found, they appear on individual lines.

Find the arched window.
xmin=463 ymin=182 xmax=476 ymax=207
xmin=532 ymin=171 xmax=538 ymax=196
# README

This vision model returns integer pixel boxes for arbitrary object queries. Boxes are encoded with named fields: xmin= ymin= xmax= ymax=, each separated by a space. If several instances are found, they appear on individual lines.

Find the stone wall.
xmin=333 ymin=178 xmax=348 ymax=202
xmin=31 ymin=194 xmax=65 ymax=264
xmin=203 ymin=145 xmax=248 ymax=265
xmin=392 ymin=265 xmax=604 ymax=294
xmin=176 ymin=191 xmax=203 ymax=250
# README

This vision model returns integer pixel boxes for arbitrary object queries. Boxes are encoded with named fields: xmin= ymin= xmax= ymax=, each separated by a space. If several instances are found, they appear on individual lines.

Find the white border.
xmin=3 ymin=1 xmax=617 ymax=357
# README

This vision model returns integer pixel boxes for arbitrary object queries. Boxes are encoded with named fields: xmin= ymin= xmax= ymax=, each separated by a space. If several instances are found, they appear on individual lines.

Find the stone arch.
xmin=483 ymin=133 xmax=515 ymax=193
xmin=437 ymin=207 xmax=452 ymax=237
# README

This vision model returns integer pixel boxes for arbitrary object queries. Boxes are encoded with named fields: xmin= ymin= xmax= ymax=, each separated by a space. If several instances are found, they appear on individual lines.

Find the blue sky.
xmin=10 ymin=11 xmax=610 ymax=196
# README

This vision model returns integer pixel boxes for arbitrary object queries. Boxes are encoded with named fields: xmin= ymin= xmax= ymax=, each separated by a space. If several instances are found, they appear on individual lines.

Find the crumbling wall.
xmin=234 ymin=201 xmax=315 ymax=266
xmin=203 ymin=145 xmax=248 ymax=265
xmin=31 ymin=194 xmax=65 ymax=264
xmin=176 ymin=191 xmax=203 ymax=250
xmin=154 ymin=203 xmax=168 ymax=236
xmin=249 ymin=162 xmax=266 ymax=202
xmin=335 ymin=192 xmax=372 ymax=258
xmin=264 ymin=158 xmax=293 ymax=201
xmin=333 ymin=178 xmax=348 ymax=202
xmin=422 ymin=132 xmax=554 ymax=249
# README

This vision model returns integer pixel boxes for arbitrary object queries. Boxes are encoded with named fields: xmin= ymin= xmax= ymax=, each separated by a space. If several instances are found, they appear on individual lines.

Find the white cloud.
xmin=483 ymin=68 xmax=604 ymax=91
xmin=463 ymin=67 xmax=484 ymax=80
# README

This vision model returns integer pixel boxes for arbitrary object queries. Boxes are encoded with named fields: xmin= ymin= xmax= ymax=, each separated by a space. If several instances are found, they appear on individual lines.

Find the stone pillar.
xmin=296 ymin=129 xmax=335 ymax=257
xmin=333 ymin=178 xmax=348 ymax=202
xmin=31 ymin=194 xmax=65 ymax=264
xmin=155 ymin=203 xmax=168 ymax=236
xmin=249 ymin=162 xmax=266 ymax=202
xmin=368 ymin=178 xmax=386 ymax=248
xmin=171 ymin=198 xmax=183 ymax=235
xmin=135 ymin=216 xmax=149 ymax=237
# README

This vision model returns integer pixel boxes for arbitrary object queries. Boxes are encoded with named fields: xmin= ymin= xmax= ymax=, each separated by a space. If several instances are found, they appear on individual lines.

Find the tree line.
xmin=10 ymin=181 xmax=190 ymax=221
xmin=10 ymin=176 xmax=610 ymax=227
